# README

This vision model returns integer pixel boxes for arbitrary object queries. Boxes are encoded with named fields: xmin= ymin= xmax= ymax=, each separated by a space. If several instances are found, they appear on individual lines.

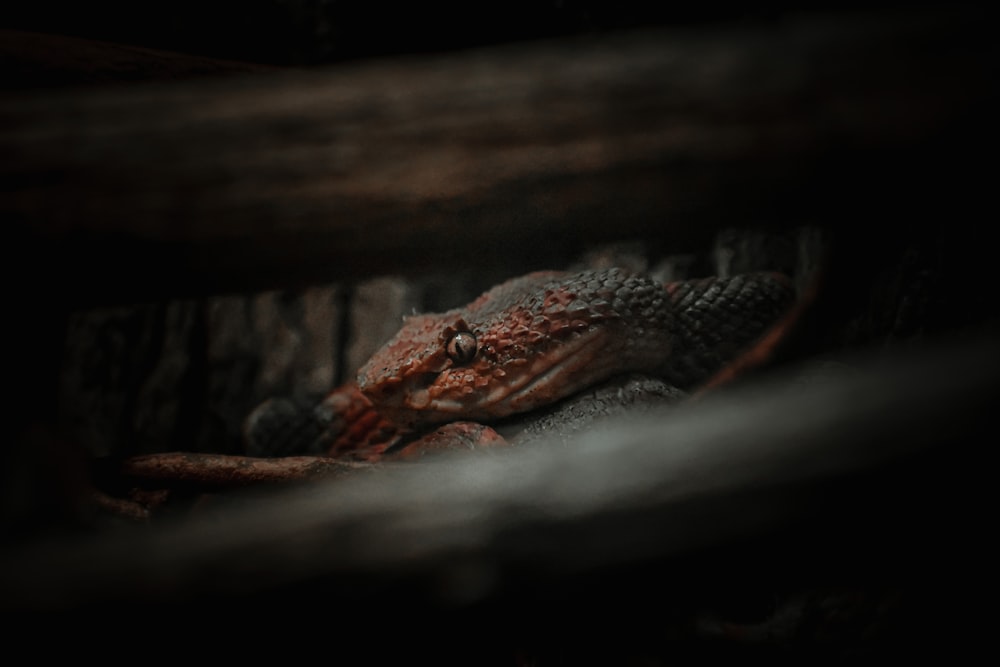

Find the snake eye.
xmin=446 ymin=331 xmax=477 ymax=364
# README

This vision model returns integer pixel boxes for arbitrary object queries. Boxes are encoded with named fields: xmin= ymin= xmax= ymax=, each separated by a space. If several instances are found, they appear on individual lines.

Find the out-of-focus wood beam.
xmin=1 ymin=9 xmax=993 ymax=303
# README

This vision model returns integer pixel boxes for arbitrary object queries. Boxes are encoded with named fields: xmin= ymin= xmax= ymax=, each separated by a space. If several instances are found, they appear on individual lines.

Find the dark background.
xmin=2 ymin=1 xmax=947 ymax=66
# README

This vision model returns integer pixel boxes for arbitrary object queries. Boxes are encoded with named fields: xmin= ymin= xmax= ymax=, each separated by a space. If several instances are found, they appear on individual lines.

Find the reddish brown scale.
xmin=114 ymin=270 xmax=797 ymax=501
xmin=320 ymin=382 xmax=406 ymax=460
xmin=344 ymin=269 xmax=793 ymax=458
xmin=357 ymin=268 xmax=676 ymax=428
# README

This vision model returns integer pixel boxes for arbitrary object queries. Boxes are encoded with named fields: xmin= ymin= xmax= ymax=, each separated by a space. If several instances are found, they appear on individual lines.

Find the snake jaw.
xmin=476 ymin=327 xmax=618 ymax=416
xmin=364 ymin=326 xmax=618 ymax=427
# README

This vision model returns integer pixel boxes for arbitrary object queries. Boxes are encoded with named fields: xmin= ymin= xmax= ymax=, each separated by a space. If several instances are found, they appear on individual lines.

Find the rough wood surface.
xmin=3 ymin=9 xmax=993 ymax=304
xmin=2 ymin=336 xmax=995 ymax=622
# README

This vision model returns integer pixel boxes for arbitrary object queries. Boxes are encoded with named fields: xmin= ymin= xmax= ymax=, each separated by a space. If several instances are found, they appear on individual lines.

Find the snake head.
xmin=356 ymin=270 xmax=675 ymax=428
xmin=356 ymin=310 xmax=492 ymax=427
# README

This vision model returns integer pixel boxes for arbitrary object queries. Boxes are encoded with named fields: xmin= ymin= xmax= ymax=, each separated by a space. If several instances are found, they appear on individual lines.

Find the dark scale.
xmin=660 ymin=273 xmax=795 ymax=388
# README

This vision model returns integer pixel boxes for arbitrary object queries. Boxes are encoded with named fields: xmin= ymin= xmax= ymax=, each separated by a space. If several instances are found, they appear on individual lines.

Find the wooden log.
xmin=1 ymin=334 xmax=995 ymax=617
xmin=2 ymin=9 xmax=993 ymax=304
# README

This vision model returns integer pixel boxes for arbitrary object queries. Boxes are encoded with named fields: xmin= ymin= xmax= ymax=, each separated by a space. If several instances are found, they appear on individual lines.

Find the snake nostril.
xmin=416 ymin=372 xmax=441 ymax=388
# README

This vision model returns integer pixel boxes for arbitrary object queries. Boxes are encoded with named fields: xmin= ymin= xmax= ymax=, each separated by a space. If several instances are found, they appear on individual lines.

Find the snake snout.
xmin=357 ymin=366 xmax=445 ymax=420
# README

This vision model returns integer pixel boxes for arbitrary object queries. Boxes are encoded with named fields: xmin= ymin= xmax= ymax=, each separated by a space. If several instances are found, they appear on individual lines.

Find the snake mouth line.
xmin=420 ymin=329 xmax=613 ymax=421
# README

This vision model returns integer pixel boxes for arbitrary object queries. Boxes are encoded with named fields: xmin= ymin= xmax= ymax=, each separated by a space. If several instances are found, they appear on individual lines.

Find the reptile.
xmin=242 ymin=267 xmax=799 ymax=462
xmin=109 ymin=266 xmax=803 ymax=507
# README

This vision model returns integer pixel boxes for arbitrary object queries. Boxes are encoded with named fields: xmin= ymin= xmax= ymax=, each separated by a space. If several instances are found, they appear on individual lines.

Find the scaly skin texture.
xmin=335 ymin=268 xmax=795 ymax=458
xmin=358 ymin=269 xmax=677 ymax=428
xmin=119 ymin=268 xmax=800 ymax=499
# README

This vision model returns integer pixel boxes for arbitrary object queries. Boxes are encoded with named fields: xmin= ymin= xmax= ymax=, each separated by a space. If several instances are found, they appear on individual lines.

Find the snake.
xmin=243 ymin=268 xmax=798 ymax=462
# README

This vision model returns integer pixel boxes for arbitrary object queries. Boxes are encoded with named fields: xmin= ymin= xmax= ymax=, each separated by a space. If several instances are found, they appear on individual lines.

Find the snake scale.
xmin=244 ymin=268 xmax=796 ymax=461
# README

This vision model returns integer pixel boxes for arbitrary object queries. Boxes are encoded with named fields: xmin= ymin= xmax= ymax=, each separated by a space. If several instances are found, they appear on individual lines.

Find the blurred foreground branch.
xmin=2 ymin=333 xmax=995 ymax=612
